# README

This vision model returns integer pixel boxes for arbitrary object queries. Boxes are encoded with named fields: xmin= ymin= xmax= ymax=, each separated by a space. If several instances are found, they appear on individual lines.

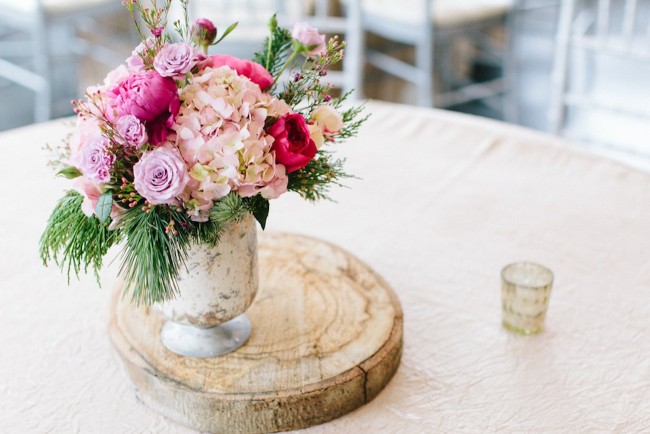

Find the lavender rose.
xmin=134 ymin=145 xmax=189 ymax=205
xmin=154 ymin=43 xmax=199 ymax=77
xmin=115 ymin=115 xmax=148 ymax=148
xmin=76 ymin=133 xmax=114 ymax=183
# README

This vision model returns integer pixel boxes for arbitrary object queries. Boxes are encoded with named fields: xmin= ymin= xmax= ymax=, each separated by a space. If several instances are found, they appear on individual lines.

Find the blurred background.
xmin=1 ymin=0 xmax=649 ymax=170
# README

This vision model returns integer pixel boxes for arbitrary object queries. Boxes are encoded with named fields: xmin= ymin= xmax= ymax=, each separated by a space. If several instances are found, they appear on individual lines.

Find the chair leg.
xmin=343 ymin=0 xmax=364 ymax=99
xmin=502 ymin=11 xmax=519 ymax=123
xmin=415 ymin=33 xmax=434 ymax=107
xmin=32 ymin=11 xmax=51 ymax=122
xmin=549 ymin=0 xmax=576 ymax=134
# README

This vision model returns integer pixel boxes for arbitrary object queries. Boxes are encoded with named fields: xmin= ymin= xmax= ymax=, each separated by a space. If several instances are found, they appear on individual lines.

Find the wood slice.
xmin=109 ymin=232 xmax=403 ymax=434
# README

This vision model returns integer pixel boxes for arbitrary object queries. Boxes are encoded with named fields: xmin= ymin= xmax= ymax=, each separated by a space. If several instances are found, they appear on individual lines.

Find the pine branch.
xmin=253 ymin=26 xmax=293 ymax=77
xmin=118 ymin=205 xmax=191 ymax=305
xmin=287 ymin=152 xmax=353 ymax=201
xmin=40 ymin=190 xmax=120 ymax=283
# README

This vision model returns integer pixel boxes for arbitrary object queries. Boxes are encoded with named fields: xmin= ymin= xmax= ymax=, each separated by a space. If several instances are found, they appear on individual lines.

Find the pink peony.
xmin=268 ymin=113 xmax=317 ymax=173
xmin=207 ymin=55 xmax=273 ymax=90
xmin=154 ymin=43 xmax=200 ymax=77
xmin=291 ymin=23 xmax=326 ymax=57
xmin=134 ymin=145 xmax=189 ymax=205
xmin=115 ymin=115 xmax=148 ymax=148
xmin=108 ymin=71 xmax=180 ymax=146
xmin=76 ymin=133 xmax=114 ymax=183
xmin=108 ymin=71 xmax=180 ymax=123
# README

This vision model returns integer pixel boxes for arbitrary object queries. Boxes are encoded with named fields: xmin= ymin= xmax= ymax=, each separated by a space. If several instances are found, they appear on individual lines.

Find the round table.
xmin=1 ymin=101 xmax=649 ymax=432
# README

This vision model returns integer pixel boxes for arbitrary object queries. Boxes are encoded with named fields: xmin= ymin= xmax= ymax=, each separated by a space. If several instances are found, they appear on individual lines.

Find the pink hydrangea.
xmin=172 ymin=65 xmax=290 ymax=221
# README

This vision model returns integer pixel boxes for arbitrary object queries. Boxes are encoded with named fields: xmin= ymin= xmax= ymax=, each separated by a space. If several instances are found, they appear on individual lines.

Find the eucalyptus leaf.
xmin=95 ymin=191 xmax=113 ymax=223
xmin=56 ymin=166 xmax=82 ymax=179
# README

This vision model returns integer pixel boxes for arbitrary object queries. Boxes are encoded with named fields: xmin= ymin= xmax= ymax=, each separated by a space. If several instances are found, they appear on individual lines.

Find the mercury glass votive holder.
xmin=501 ymin=262 xmax=554 ymax=335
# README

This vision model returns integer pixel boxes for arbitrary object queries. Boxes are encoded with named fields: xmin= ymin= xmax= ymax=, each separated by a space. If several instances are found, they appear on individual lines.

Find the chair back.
xmin=550 ymin=0 xmax=650 ymax=168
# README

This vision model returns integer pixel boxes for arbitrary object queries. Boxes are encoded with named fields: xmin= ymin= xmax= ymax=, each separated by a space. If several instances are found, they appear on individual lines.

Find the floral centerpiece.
xmin=40 ymin=0 xmax=366 ymax=311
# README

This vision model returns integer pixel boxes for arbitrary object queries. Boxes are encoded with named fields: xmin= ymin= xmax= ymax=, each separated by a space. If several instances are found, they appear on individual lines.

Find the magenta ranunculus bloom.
xmin=207 ymin=54 xmax=274 ymax=90
xmin=268 ymin=113 xmax=317 ymax=173
xmin=115 ymin=115 xmax=148 ymax=148
xmin=133 ymin=145 xmax=189 ymax=205
xmin=108 ymin=71 xmax=180 ymax=124
xmin=154 ymin=43 xmax=200 ymax=78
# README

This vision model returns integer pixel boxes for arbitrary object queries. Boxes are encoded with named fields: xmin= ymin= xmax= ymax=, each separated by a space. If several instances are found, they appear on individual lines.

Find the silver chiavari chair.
xmin=343 ymin=0 xmax=516 ymax=120
xmin=549 ymin=0 xmax=650 ymax=168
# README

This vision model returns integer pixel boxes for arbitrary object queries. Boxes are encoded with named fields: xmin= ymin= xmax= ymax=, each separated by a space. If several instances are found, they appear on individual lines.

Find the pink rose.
xmin=154 ymin=43 xmax=200 ymax=77
xmin=108 ymin=71 xmax=180 ymax=146
xmin=268 ymin=113 xmax=317 ymax=173
xmin=311 ymin=105 xmax=344 ymax=134
xmin=134 ymin=145 xmax=189 ymax=205
xmin=207 ymin=55 xmax=273 ymax=90
xmin=191 ymin=18 xmax=217 ymax=47
xmin=76 ymin=133 xmax=114 ymax=183
xmin=291 ymin=23 xmax=326 ymax=57
xmin=115 ymin=115 xmax=148 ymax=148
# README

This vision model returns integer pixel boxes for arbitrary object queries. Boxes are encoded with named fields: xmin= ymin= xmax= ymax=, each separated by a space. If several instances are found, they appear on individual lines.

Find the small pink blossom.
xmin=154 ymin=43 xmax=200 ymax=78
xmin=291 ymin=23 xmax=326 ymax=57
xmin=115 ymin=115 xmax=148 ymax=148
xmin=311 ymin=105 xmax=344 ymax=135
xmin=134 ymin=144 xmax=189 ymax=205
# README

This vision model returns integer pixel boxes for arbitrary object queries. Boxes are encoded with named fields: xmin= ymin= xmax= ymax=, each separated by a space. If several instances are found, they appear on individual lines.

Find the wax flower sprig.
xmin=40 ymin=0 xmax=367 ymax=305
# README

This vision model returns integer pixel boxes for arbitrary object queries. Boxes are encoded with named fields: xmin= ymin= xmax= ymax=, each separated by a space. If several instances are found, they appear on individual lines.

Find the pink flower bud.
xmin=191 ymin=18 xmax=217 ymax=47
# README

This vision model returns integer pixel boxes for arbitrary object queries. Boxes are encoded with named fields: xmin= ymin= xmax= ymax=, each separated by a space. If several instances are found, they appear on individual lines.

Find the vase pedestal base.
xmin=160 ymin=314 xmax=252 ymax=358
xmin=109 ymin=232 xmax=403 ymax=434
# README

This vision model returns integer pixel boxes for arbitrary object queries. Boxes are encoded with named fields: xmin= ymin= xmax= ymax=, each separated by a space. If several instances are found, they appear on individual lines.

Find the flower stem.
xmin=274 ymin=49 xmax=300 ymax=84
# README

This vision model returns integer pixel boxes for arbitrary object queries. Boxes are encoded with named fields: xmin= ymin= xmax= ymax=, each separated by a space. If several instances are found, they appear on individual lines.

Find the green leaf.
xmin=56 ymin=166 xmax=82 ymax=179
xmin=95 ymin=191 xmax=113 ymax=223
xmin=252 ymin=198 xmax=269 ymax=230
xmin=214 ymin=22 xmax=238 ymax=45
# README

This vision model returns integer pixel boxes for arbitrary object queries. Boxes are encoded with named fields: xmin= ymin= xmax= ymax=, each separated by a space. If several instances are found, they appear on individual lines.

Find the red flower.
xmin=268 ymin=113 xmax=317 ymax=173
xmin=207 ymin=54 xmax=274 ymax=90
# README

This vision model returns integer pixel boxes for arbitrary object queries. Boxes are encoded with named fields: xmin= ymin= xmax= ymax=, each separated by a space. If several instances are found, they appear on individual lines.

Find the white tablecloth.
xmin=1 ymin=101 xmax=649 ymax=432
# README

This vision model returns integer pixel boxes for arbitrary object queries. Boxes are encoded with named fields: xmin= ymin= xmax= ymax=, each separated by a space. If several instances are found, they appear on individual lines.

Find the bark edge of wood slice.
xmin=109 ymin=232 xmax=403 ymax=434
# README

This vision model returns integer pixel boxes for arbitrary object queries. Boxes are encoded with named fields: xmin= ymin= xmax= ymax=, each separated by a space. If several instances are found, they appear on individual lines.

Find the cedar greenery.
xmin=40 ymin=191 xmax=121 ymax=282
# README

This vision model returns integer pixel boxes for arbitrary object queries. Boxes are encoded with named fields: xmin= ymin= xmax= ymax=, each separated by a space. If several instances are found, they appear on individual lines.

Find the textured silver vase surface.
xmin=157 ymin=214 xmax=258 ymax=358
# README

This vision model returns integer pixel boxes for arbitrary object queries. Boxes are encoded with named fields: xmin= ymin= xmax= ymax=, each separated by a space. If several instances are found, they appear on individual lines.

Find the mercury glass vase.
xmin=156 ymin=214 xmax=258 ymax=358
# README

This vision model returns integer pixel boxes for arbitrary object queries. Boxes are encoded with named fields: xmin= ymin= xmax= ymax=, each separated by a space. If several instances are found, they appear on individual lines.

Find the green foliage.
xmin=56 ymin=166 xmax=81 ymax=179
xmin=40 ymin=191 xmax=121 ymax=282
xmin=118 ymin=205 xmax=191 ymax=305
xmin=253 ymin=21 xmax=293 ymax=77
xmin=287 ymin=152 xmax=352 ymax=201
